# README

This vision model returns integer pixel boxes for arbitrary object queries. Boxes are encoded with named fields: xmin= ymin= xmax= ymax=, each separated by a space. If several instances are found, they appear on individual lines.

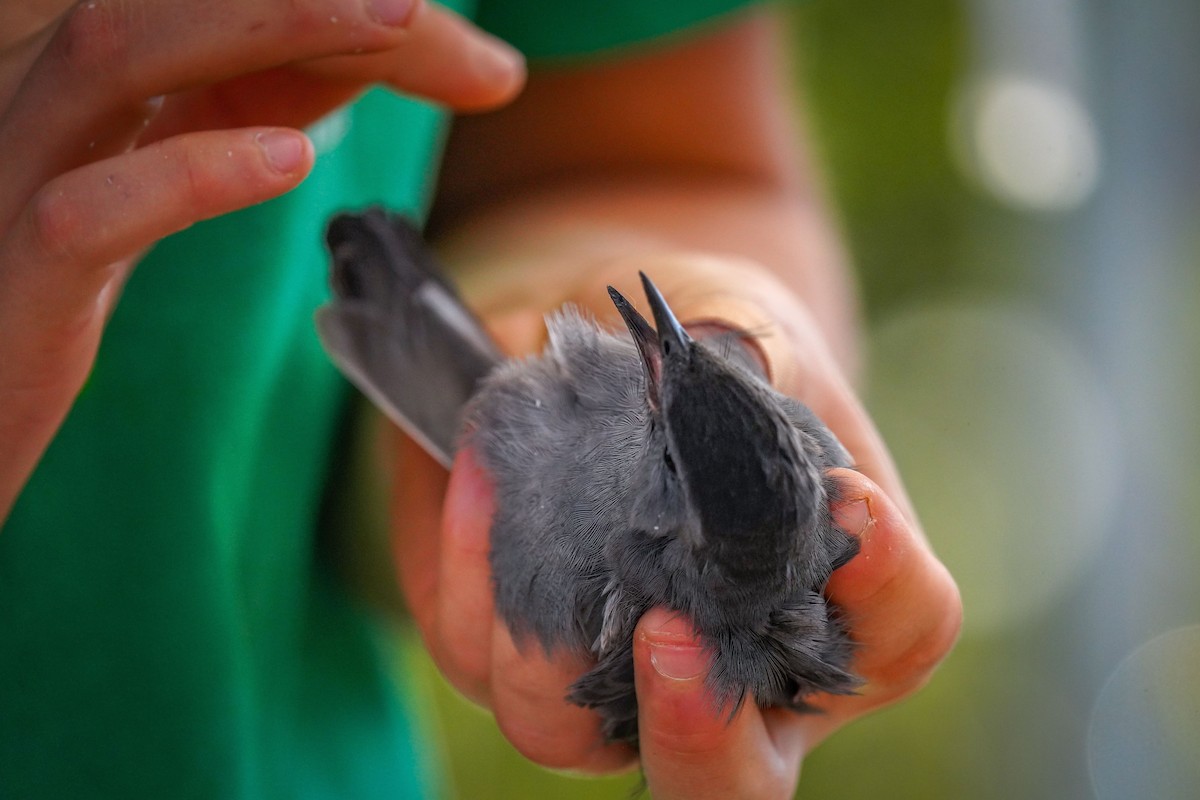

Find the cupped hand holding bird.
xmin=392 ymin=253 xmax=962 ymax=799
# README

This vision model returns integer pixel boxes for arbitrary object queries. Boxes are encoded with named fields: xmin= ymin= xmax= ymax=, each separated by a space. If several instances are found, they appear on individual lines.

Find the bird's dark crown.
xmin=609 ymin=275 xmax=820 ymax=583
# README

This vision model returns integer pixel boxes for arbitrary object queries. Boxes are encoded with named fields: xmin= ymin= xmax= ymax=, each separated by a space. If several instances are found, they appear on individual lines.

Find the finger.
xmin=0 ymin=125 xmax=312 ymax=517
xmin=594 ymin=256 xmax=919 ymax=527
xmin=298 ymin=1 xmax=526 ymax=112
xmin=0 ymin=13 xmax=58 ymax=109
xmin=147 ymin=3 xmax=525 ymax=143
xmin=2 ymin=0 xmax=408 ymax=215
xmin=635 ymin=609 xmax=800 ymax=799
xmin=3 ymin=126 xmax=310 ymax=304
xmin=389 ymin=431 xmax=446 ymax=640
xmin=429 ymin=446 xmax=498 ymax=704
xmin=490 ymin=621 xmax=636 ymax=773
xmin=1 ymin=0 xmax=521 ymax=217
xmin=820 ymin=469 xmax=962 ymax=715
xmin=817 ymin=373 xmax=919 ymax=522
xmin=589 ymin=253 xmax=818 ymax=385
xmin=651 ymin=264 xmax=916 ymax=525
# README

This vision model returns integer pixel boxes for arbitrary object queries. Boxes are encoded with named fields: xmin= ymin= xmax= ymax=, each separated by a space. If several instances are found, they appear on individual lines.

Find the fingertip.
xmin=443 ymin=446 xmax=496 ymax=548
xmin=635 ymin=611 xmax=796 ymax=798
xmin=827 ymin=466 xmax=877 ymax=504
xmin=833 ymin=499 xmax=873 ymax=544
xmin=366 ymin=0 xmax=422 ymax=27
xmin=634 ymin=610 xmax=730 ymax=753
xmin=382 ymin=3 xmax=526 ymax=113
xmin=389 ymin=432 xmax=448 ymax=657
xmin=489 ymin=622 xmax=631 ymax=772
xmin=253 ymin=128 xmax=313 ymax=176
xmin=429 ymin=446 xmax=497 ymax=702
xmin=462 ymin=34 xmax=526 ymax=110
xmin=638 ymin=609 xmax=709 ymax=682
xmin=826 ymin=468 xmax=913 ymax=566
xmin=820 ymin=471 xmax=963 ymax=698
xmin=824 ymin=487 xmax=911 ymax=606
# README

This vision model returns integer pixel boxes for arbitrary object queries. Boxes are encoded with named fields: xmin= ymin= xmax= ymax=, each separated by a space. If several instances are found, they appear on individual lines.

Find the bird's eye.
xmin=663 ymin=448 xmax=677 ymax=475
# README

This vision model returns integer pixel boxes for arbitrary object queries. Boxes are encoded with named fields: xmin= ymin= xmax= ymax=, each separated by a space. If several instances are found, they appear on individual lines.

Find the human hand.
xmin=391 ymin=254 xmax=962 ymax=795
xmin=0 ymin=0 xmax=525 ymax=518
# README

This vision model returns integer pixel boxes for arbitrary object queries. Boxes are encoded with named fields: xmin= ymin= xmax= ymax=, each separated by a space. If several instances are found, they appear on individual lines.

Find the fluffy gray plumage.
xmin=468 ymin=307 xmax=861 ymax=745
xmin=318 ymin=209 xmax=862 ymax=749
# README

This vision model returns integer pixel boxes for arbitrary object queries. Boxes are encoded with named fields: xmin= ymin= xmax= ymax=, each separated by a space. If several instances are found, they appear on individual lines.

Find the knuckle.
xmin=433 ymin=640 xmax=492 ymax=704
xmin=494 ymin=710 xmax=593 ymax=769
xmin=175 ymin=145 xmax=207 ymax=202
xmin=641 ymin=719 xmax=726 ymax=760
xmin=639 ymin=737 xmax=793 ymax=800
xmin=490 ymin=650 xmax=606 ymax=769
xmin=27 ymin=183 xmax=85 ymax=264
xmin=871 ymin=583 xmax=963 ymax=694
xmin=162 ymin=140 xmax=221 ymax=211
xmin=53 ymin=2 xmax=129 ymax=79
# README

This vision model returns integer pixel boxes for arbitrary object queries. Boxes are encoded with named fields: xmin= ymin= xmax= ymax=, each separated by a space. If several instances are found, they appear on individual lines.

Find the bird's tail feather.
xmin=316 ymin=208 xmax=502 ymax=467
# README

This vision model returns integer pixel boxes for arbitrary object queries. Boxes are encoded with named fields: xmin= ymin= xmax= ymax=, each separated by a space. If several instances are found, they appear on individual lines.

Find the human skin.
xmin=392 ymin=10 xmax=962 ymax=798
xmin=0 ymin=0 xmax=525 ymax=520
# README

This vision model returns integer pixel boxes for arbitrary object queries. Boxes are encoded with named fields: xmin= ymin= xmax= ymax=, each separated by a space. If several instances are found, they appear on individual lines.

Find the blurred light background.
xmin=403 ymin=0 xmax=1200 ymax=796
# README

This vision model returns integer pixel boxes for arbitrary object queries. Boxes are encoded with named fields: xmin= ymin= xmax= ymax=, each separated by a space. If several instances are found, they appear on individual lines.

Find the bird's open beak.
xmin=607 ymin=274 xmax=694 ymax=410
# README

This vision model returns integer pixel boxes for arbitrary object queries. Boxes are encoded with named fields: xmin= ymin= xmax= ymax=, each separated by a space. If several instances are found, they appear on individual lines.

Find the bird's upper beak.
xmin=607 ymin=273 xmax=693 ymax=410
xmin=638 ymin=272 xmax=693 ymax=361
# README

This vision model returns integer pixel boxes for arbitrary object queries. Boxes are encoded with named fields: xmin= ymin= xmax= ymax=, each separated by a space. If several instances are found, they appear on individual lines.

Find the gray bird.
xmin=317 ymin=209 xmax=861 ymax=747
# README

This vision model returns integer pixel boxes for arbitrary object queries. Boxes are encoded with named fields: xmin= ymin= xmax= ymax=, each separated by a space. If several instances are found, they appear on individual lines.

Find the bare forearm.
xmin=431 ymin=174 xmax=861 ymax=377
xmin=428 ymin=10 xmax=859 ymax=376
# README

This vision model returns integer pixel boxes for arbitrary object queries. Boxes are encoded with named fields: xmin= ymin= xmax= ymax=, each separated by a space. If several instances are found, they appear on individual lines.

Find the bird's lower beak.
xmin=608 ymin=285 xmax=662 ymax=409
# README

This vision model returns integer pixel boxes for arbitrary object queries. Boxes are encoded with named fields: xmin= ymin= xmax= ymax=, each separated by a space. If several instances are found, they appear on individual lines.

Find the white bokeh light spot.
xmin=955 ymin=74 xmax=1101 ymax=211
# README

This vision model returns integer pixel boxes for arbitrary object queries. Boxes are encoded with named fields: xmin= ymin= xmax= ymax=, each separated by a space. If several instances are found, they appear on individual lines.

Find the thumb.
xmin=634 ymin=609 xmax=800 ymax=799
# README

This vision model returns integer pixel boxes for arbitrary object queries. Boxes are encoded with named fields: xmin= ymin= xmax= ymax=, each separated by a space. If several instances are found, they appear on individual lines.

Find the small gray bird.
xmin=317 ymin=209 xmax=861 ymax=747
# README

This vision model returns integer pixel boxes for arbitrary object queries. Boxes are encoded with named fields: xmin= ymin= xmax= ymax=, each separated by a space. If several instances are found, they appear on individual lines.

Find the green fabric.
xmin=0 ymin=87 xmax=446 ymax=799
xmin=0 ymin=2 xmax=758 ymax=798
xmin=476 ymin=0 xmax=761 ymax=61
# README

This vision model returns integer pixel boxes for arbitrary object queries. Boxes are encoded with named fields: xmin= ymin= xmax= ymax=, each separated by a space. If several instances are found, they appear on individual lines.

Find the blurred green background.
xmin=399 ymin=0 xmax=1200 ymax=796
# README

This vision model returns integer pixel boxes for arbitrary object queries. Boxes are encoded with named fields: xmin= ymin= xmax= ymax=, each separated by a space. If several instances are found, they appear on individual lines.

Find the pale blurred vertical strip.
xmin=961 ymin=0 xmax=1200 ymax=795
xmin=1077 ymin=1 xmax=1200 ymax=797
xmin=955 ymin=0 xmax=1099 ymax=211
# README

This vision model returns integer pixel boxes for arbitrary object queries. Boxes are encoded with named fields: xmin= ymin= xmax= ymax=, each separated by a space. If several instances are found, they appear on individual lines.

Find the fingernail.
xmin=644 ymin=613 xmax=708 ymax=681
xmin=687 ymin=321 xmax=770 ymax=380
xmin=255 ymin=130 xmax=306 ymax=174
xmin=650 ymin=643 xmax=708 ymax=681
xmin=834 ymin=498 xmax=873 ymax=538
xmin=470 ymin=35 xmax=525 ymax=85
xmin=367 ymin=0 xmax=415 ymax=26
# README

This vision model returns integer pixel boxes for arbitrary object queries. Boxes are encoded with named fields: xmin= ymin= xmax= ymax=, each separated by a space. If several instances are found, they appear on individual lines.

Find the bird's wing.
xmin=315 ymin=209 xmax=502 ymax=467
xmin=780 ymin=396 xmax=854 ymax=470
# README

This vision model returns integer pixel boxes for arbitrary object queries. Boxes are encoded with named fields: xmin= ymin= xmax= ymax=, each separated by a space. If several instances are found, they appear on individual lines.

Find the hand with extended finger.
xmin=0 ymin=0 xmax=526 ymax=520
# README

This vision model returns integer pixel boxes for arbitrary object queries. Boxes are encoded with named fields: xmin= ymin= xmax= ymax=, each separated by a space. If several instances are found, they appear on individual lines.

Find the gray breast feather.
xmin=465 ymin=310 xmax=649 ymax=652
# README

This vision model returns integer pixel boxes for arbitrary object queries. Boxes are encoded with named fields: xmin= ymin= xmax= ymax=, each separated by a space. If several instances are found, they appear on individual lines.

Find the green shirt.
xmin=0 ymin=2 xmax=755 ymax=797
